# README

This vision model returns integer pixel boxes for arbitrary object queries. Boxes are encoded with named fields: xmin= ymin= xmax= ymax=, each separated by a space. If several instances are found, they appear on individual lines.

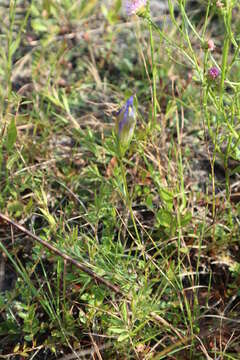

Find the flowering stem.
xmin=119 ymin=156 xmax=144 ymax=254
xmin=148 ymin=19 xmax=158 ymax=129
xmin=202 ymin=52 xmax=216 ymax=222
xmin=146 ymin=16 xmax=200 ymax=77
xmin=220 ymin=9 xmax=232 ymax=107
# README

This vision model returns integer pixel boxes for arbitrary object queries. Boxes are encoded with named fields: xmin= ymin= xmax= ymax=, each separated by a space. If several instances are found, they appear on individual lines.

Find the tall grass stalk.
xmin=118 ymin=154 xmax=145 ymax=259
xmin=148 ymin=20 xmax=157 ymax=129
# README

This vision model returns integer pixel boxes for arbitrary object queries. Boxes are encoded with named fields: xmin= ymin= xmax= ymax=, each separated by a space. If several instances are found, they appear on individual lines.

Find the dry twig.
xmin=0 ymin=212 xmax=123 ymax=296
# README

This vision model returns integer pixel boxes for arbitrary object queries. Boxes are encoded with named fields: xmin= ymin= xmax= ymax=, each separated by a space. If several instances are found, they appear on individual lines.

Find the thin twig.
xmin=0 ymin=212 xmax=123 ymax=296
xmin=56 ymin=342 xmax=112 ymax=360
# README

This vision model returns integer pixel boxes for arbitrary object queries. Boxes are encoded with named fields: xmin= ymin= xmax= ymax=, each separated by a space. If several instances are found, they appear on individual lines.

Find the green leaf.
xmin=180 ymin=211 xmax=192 ymax=227
xmin=39 ymin=208 xmax=56 ymax=229
xmin=121 ymin=302 xmax=128 ymax=323
xmin=109 ymin=327 xmax=125 ymax=334
xmin=31 ymin=19 xmax=48 ymax=33
xmin=18 ymin=311 xmax=27 ymax=320
xmin=10 ymin=38 xmax=21 ymax=58
xmin=117 ymin=332 xmax=129 ymax=342
xmin=179 ymin=247 xmax=189 ymax=254
xmin=80 ymin=0 xmax=98 ymax=18
xmin=159 ymin=188 xmax=174 ymax=210
xmin=24 ymin=334 xmax=33 ymax=342
xmin=6 ymin=118 xmax=17 ymax=151
xmin=156 ymin=209 xmax=173 ymax=228
xmin=6 ymin=152 xmax=19 ymax=170
xmin=230 ymin=165 xmax=240 ymax=176
xmin=0 ymin=147 xmax=3 ymax=168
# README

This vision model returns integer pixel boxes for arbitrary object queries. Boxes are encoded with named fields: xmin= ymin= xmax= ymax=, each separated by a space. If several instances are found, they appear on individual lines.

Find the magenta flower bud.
xmin=208 ymin=66 xmax=220 ymax=80
xmin=124 ymin=0 xmax=147 ymax=16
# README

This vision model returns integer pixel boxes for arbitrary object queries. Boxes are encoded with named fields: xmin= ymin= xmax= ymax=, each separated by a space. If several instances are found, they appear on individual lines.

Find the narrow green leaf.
xmin=6 ymin=118 xmax=17 ymax=151
xmin=117 ymin=333 xmax=129 ymax=342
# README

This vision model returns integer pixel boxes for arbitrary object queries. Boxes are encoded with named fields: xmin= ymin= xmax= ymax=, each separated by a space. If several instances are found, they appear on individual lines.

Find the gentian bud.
xmin=115 ymin=96 xmax=137 ymax=153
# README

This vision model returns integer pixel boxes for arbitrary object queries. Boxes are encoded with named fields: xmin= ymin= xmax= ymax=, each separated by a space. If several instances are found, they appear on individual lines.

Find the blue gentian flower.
xmin=115 ymin=96 xmax=137 ymax=152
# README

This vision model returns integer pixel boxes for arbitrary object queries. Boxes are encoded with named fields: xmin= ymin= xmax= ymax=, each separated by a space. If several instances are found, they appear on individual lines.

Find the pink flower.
xmin=208 ymin=66 xmax=220 ymax=80
xmin=124 ymin=0 xmax=147 ymax=16
xmin=207 ymin=39 xmax=215 ymax=52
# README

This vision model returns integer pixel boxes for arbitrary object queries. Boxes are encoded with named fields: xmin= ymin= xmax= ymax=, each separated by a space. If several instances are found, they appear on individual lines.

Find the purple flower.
xmin=124 ymin=0 xmax=147 ymax=16
xmin=208 ymin=66 xmax=220 ymax=80
xmin=115 ymin=96 xmax=136 ymax=150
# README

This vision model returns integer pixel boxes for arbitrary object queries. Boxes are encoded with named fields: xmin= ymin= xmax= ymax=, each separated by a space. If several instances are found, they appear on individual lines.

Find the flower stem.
xmin=148 ymin=19 xmax=158 ymax=129
xmin=220 ymin=6 xmax=232 ymax=108
xmin=119 ymin=156 xmax=144 ymax=254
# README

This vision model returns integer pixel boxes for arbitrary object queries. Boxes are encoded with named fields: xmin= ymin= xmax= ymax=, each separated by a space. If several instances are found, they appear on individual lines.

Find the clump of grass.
xmin=0 ymin=0 xmax=239 ymax=359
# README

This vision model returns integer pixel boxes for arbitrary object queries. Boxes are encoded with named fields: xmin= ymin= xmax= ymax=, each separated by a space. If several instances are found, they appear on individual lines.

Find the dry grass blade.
xmin=56 ymin=342 xmax=112 ymax=360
